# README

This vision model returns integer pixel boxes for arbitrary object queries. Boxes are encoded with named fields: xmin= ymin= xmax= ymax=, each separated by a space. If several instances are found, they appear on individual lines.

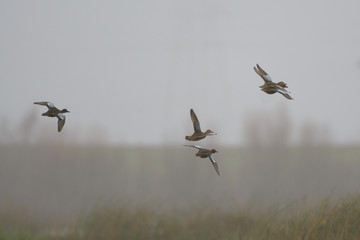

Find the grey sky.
xmin=1 ymin=0 xmax=360 ymax=145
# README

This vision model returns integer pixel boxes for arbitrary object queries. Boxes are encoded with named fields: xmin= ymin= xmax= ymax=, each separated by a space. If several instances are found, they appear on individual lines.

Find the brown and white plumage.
xmin=34 ymin=101 xmax=69 ymax=132
xmin=253 ymin=64 xmax=293 ymax=100
xmin=184 ymin=145 xmax=220 ymax=176
xmin=185 ymin=109 xmax=216 ymax=141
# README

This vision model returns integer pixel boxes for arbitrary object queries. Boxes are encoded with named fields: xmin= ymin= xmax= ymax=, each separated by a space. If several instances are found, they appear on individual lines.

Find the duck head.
xmin=277 ymin=81 xmax=288 ymax=88
xmin=211 ymin=149 xmax=218 ymax=153
xmin=205 ymin=130 xmax=216 ymax=136
xmin=61 ymin=109 xmax=70 ymax=113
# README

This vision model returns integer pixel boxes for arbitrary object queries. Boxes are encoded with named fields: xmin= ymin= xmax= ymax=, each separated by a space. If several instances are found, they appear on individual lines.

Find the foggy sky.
xmin=1 ymin=0 xmax=360 ymax=145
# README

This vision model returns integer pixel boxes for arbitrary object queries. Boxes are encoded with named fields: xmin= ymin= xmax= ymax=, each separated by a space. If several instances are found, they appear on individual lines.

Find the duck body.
xmin=185 ymin=109 xmax=216 ymax=141
xmin=185 ymin=132 xmax=209 ymax=141
xmin=34 ymin=101 xmax=69 ymax=132
xmin=184 ymin=145 xmax=220 ymax=176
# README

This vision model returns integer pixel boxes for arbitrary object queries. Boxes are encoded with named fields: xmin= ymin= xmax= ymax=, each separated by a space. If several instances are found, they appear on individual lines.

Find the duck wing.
xmin=57 ymin=114 xmax=66 ymax=132
xmin=183 ymin=144 xmax=203 ymax=150
xmin=279 ymin=92 xmax=293 ymax=100
xmin=190 ymin=109 xmax=201 ymax=132
xmin=276 ymin=86 xmax=293 ymax=100
xmin=34 ymin=101 xmax=55 ymax=109
xmin=209 ymin=155 xmax=220 ymax=176
xmin=254 ymin=64 xmax=272 ymax=82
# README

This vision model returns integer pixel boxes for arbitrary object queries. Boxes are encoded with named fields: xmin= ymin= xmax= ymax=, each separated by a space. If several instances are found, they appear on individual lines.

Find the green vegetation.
xmin=0 ymin=228 xmax=45 ymax=240
xmin=1 ymin=145 xmax=360 ymax=239
xmin=12 ymin=195 xmax=352 ymax=240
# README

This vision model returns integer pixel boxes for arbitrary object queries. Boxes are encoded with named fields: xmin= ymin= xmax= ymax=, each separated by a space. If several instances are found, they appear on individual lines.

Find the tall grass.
xmin=53 ymin=195 xmax=360 ymax=240
xmin=1 ymin=145 xmax=360 ymax=239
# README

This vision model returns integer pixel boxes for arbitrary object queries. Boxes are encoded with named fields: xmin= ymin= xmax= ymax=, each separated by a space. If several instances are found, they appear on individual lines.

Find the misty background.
xmin=1 ymin=0 xmax=360 ymax=145
xmin=1 ymin=0 xmax=360 ymax=229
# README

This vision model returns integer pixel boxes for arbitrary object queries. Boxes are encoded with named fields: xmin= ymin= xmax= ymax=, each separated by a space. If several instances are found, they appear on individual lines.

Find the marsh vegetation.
xmin=0 ymin=145 xmax=359 ymax=239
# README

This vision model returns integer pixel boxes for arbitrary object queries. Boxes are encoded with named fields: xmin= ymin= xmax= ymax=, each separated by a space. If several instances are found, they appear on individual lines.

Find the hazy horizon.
xmin=1 ymin=0 xmax=360 ymax=146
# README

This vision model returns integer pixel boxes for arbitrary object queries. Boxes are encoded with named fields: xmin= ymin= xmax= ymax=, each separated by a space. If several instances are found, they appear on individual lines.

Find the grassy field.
xmin=0 ymin=195 xmax=359 ymax=239
xmin=63 ymin=195 xmax=360 ymax=240
xmin=0 ymin=144 xmax=360 ymax=239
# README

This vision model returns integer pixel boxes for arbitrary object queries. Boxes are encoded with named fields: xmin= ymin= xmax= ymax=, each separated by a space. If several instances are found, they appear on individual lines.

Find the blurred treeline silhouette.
xmin=1 ymin=106 xmax=333 ymax=146
xmin=1 ymin=107 xmax=360 ymax=228
xmin=0 ymin=108 xmax=360 ymax=235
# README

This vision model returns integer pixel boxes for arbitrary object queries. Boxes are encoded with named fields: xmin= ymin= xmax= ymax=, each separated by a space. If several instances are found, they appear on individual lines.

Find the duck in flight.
xmin=185 ymin=109 xmax=216 ymax=141
xmin=34 ymin=101 xmax=69 ymax=132
xmin=184 ymin=145 xmax=220 ymax=176
xmin=253 ymin=64 xmax=293 ymax=100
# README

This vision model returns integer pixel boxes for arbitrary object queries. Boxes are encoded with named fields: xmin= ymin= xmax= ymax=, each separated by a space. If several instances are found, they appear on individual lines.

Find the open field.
xmin=1 ymin=195 xmax=360 ymax=240
xmin=58 ymin=195 xmax=360 ymax=240
xmin=0 ymin=144 xmax=360 ymax=239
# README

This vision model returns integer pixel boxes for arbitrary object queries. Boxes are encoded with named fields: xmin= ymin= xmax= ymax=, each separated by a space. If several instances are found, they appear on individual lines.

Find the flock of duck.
xmin=34 ymin=64 xmax=293 ymax=176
